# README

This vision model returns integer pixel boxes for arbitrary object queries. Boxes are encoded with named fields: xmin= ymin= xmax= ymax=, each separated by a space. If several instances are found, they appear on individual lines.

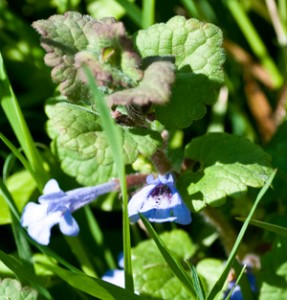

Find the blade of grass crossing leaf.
xmin=205 ymin=169 xmax=277 ymax=300
xmin=0 ymin=177 xmax=21 ymax=221
xmin=189 ymin=264 xmax=205 ymax=300
xmin=116 ymin=0 xmax=142 ymax=28
xmin=0 ymin=178 xmax=33 ymax=267
xmin=84 ymin=66 xmax=133 ymax=292
xmin=0 ymin=249 xmax=52 ymax=299
xmin=0 ymin=52 xmax=47 ymax=190
xmin=0 ymin=132 xmax=37 ymax=181
xmin=142 ymin=0 xmax=155 ymax=28
xmin=43 ymin=263 xmax=143 ymax=300
xmin=65 ymin=236 xmax=98 ymax=278
xmin=139 ymin=215 xmax=197 ymax=297
xmin=236 ymin=218 xmax=287 ymax=237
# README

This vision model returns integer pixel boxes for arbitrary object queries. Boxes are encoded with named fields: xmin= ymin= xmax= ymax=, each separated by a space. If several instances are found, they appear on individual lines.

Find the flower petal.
xmin=143 ymin=208 xmax=177 ymax=223
xmin=27 ymin=211 xmax=63 ymax=245
xmin=102 ymin=269 xmax=125 ymax=288
xmin=21 ymin=202 xmax=49 ymax=227
xmin=158 ymin=173 xmax=174 ymax=184
xmin=170 ymin=193 xmax=192 ymax=225
xmin=59 ymin=210 xmax=79 ymax=236
xmin=128 ymin=184 xmax=156 ymax=223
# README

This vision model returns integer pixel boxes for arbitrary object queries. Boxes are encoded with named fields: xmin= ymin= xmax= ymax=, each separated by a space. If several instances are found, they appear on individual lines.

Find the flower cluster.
xmin=21 ymin=172 xmax=191 ymax=245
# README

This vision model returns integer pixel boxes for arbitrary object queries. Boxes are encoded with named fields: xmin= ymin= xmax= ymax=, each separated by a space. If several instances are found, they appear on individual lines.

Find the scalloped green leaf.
xmin=0 ymin=278 xmax=38 ymax=300
xmin=135 ymin=16 xmax=225 ymax=129
xmin=132 ymin=229 xmax=196 ymax=299
xmin=33 ymin=11 xmax=143 ymax=102
xmin=45 ymin=99 xmax=162 ymax=185
xmin=258 ymin=238 xmax=287 ymax=300
xmin=181 ymin=133 xmax=273 ymax=212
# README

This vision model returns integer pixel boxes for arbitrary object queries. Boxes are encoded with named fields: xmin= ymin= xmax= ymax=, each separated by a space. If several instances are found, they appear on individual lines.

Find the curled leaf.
xmin=33 ymin=11 xmax=143 ymax=102
xmin=107 ymin=59 xmax=176 ymax=106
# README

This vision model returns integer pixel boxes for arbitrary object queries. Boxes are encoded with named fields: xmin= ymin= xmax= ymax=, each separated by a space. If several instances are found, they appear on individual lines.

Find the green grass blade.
xmin=189 ymin=264 xmax=205 ymax=300
xmin=0 ymin=249 xmax=52 ymax=299
xmin=84 ymin=66 xmax=133 ymax=291
xmin=224 ymin=0 xmax=283 ymax=88
xmin=236 ymin=218 xmax=287 ymax=237
xmin=42 ymin=263 xmax=145 ymax=300
xmin=65 ymin=236 xmax=98 ymax=278
xmin=84 ymin=206 xmax=116 ymax=270
xmin=0 ymin=52 xmax=48 ymax=190
xmin=139 ymin=215 xmax=197 ymax=297
xmin=205 ymin=169 xmax=277 ymax=300
xmin=116 ymin=0 xmax=142 ymax=28
xmin=142 ymin=0 xmax=155 ymax=29
xmin=0 ymin=178 xmax=33 ymax=267
xmin=0 ymin=132 xmax=37 ymax=181
xmin=180 ymin=0 xmax=200 ymax=18
xmin=225 ymin=264 xmax=246 ymax=300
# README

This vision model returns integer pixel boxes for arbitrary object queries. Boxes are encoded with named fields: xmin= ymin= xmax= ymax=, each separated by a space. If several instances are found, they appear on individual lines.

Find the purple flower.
xmin=128 ymin=173 xmax=191 ymax=225
xmin=21 ymin=179 xmax=118 ymax=245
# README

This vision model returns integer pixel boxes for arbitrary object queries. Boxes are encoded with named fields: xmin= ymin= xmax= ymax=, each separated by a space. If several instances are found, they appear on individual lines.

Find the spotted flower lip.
xmin=128 ymin=173 xmax=191 ymax=225
xmin=21 ymin=179 xmax=118 ymax=245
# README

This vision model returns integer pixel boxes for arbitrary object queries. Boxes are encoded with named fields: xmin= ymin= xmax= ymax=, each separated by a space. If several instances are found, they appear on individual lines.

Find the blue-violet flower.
xmin=128 ymin=173 xmax=191 ymax=225
xmin=21 ymin=179 xmax=118 ymax=245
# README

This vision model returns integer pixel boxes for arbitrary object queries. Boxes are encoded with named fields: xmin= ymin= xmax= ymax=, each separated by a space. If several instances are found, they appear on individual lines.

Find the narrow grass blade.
xmin=0 ymin=249 xmax=52 ymax=299
xmin=65 ymin=236 xmax=98 ymax=278
xmin=139 ymin=215 xmax=196 ymax=297
xmin=188 ymin=263 xmax=205 ymax=300
xmin=224 ymin=0 xmax=283 ymax=88
xmin=205 ymin=169 xmax=277 ymax=300
xmin=142 ymin=0 xmax=155 ymax=29
xmin=85 ymin=206 xmax=116 ymax=270
xmin=0 ymin=178 xmax=33 ymax=269
xmin=84 ymin=66 xmax=133 ymax=291
xmin=0 ymin=52 xmax=48 ymax=190
xmin=236 ymin=218 xmax=287 ymax=237
xmin=225 ymin=265 xmax=247 ymax=300
xmin=42 ymin=263 xmax=145 ymax=300
xmin=0 ymin=132 xmax=37 ymax=181
xmin=116 ymin=0 xmax=142 ymax=28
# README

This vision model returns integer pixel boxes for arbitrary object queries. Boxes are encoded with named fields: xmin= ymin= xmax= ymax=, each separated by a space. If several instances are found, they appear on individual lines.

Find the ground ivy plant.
xmin=34 ymin=11 xmax=272 ymax=208
xmin=1 ymin=10 xmax=276 ymax=300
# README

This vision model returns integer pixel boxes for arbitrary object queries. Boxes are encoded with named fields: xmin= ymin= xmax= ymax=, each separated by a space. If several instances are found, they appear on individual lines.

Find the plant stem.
xmin=202 ymin=206 xmax=246 ymax=258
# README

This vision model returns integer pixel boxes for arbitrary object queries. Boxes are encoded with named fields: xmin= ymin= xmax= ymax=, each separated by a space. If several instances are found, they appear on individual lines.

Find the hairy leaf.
xmin=181 ymin=133 xmax=273 ymax=211
xmin=33 ymin=11 xmax=143 ymax=102
xmin=132 ymin=229 xmax=196 ymax=299
xmin=135 ymin=16 xmax=225 ymax=128
xmin=0 ymin=278 xmax=38 ymax=300
xmin=107 ymin=60 xmax=175 ymax=105
xmin=45 ymin=99 xmax=162 ymax=185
